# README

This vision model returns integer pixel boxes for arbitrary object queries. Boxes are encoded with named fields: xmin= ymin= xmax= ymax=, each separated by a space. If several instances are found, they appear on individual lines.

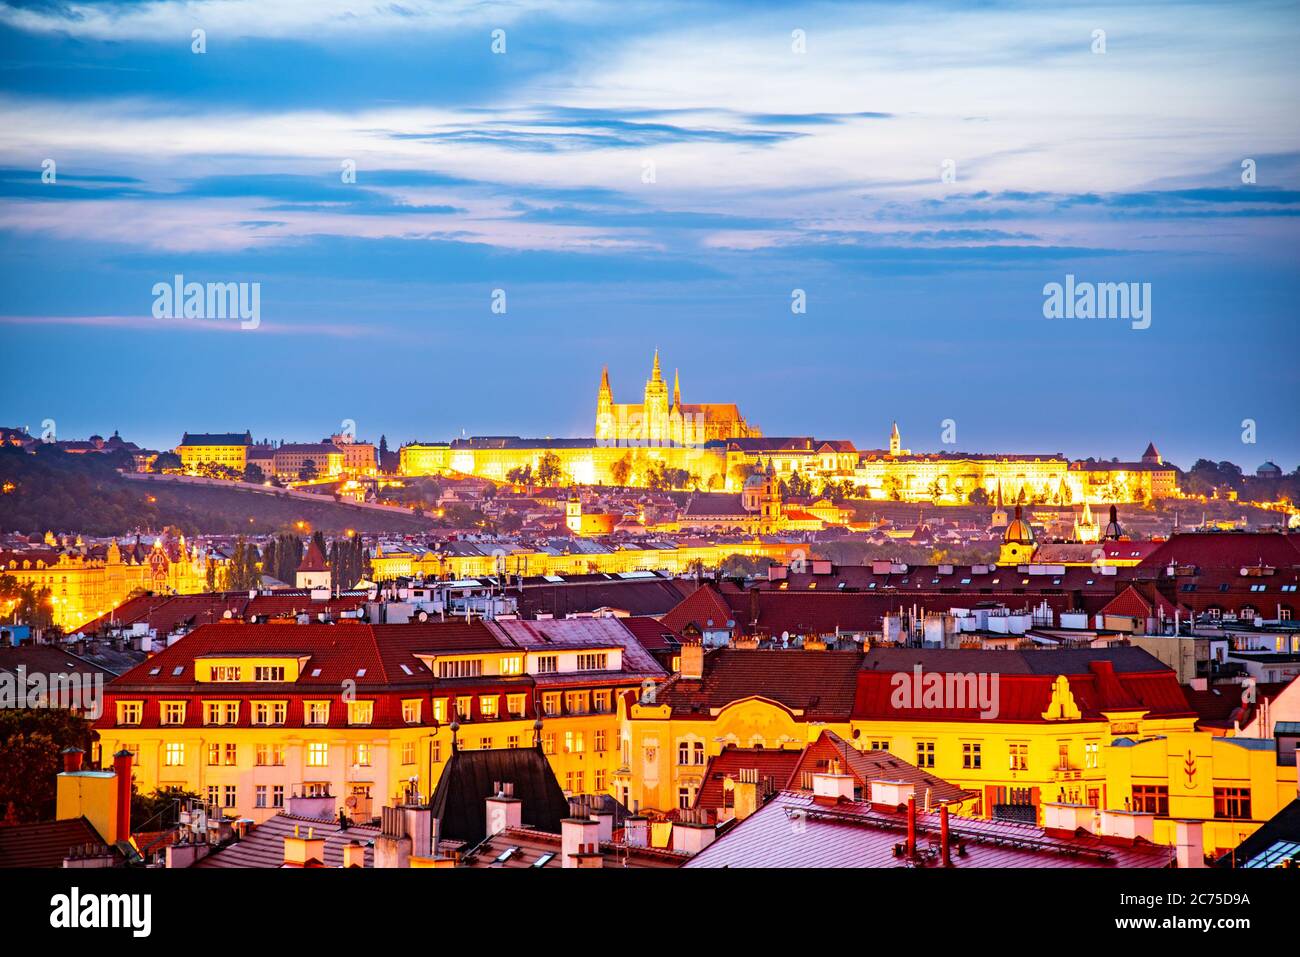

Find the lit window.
xmin=347 ymin=700 xmax=373 ymax=726
xmin=479 ymin=695 xmax=499 ymax=719
xmin=164 ymin=743 xmax=185 ymax=766
xmin=161 ymin=702 xmax=186 ymax=726
xmin=208 ymin=665 xmax=241 ymax=682
xmin=305 ymin=701 xmax=330 ymax=725
xmin=402 ymin=699 xmax=421 ymax=724
xmin=117 ymin=701 xmax=142 ymax=725
xmin=401 ymin=741 xmax=416 ymax=765
xmin=506 ymin=694 xmax=527 ymax=717
xmin=306 ymin=742 xmax=329 ymax=767
xmin=499 ymin=655 xmax=523 ymax=676
xmin=353 ymin=743 xmax=371 ymax=767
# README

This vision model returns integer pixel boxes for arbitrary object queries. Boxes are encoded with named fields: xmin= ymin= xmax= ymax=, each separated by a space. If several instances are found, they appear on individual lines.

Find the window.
xmin=542 ymin=693 xmax=561 ymax=717
xmin=272 ymin=785 xmax=284 ymax=809
xmin=455 ymin=696 xmax=473 ymax=721
xmin=305 ymin=701 xmax=330 ymax=726
xmin=1009 ymin=743 xmax=1029 ymax=771
xmin=223 ymin=785 xmax=236 ymax=809
xmin=255 ymin=743 xmax=284 ymax=767
xmin=479 ymin=737 xmax=493 ymax=750
xmin=438 ymin=658 xmax=482 ymax=679
xmin=542 ymin=732 xmax=557 ymax=755
xmin=1084 ymin=741 xmax=1100 ymax=769
xmin=593 ymin=690 xmax=612 ymax=713
xmin=432 ymin=739 xmax=442 ymax=763
xmin=916 ymin=741 xmax=935 ymax=769
xmin=576 ymin=652 xmax=608 ymax=672
xmin=507 ymin=735 xmax=520 ymax=749
xmin=565 ymin=691 xmax=590 ymax=715
xmin=1214 ymin=787 xmax=1252 ymax=820
xmin=565 ymin=770 xmax=585 ymax=793
xmin=499 ymin=655 xmax=523 ymax=676
xmin=595 ymin=729 xmax=608 ymax=752
xmin=870 ymin=739 xmax=890 ymax=752
xmin=161 ymin=702 xmax=186 ymax=726
xmin=432 ymin=698 xmax=447 ymax=723
xmin=347 ymin=700 xmax=374 ymax=726
xmin=479 ymin=695 xmax=499 ymax=719
xmin=962 ymin=742 xmax=981 ymax=770
xmin=253 ymin=701 xmax=286 ymax=726
xmin=117 ymin=701 xmax=142 ymax=726
xmin=253 ymin=665 xmax=285 ymax=681
xmin=401 ymin=699 xmax=421 ymax=724
xmin=224 ymin=743 xmax=237 ymax=766
xmin=205 ymin=702 xmax=238 ymax=725
xmin=208 ymin=665 xmax=241 ymax=682
xmin=207 ymin=742 xmax=222 ymax=766
xmin=595 ymin=769 xmax=606 ymax=791
xmin=678 ymin=740 xmax=704 ymax=765
xmin=1132 ymin=785 xmax=1169 ymax=816
xmin=255 ymin=785 xmax=267 ymax=809
xmin=535 ymin=655 xmax=558 ymax=674
xmin=352 ymin=743 xmax=372 ymax=767
xmin=1057 ymin=741 xmax=1071 ymax=771
xmin=164 ymin=743 xmax=185 ymax=766
xmin=307 ymin=742 xmax=329 ymax=767
xmin=565 ymin=730 xmax=585 ymax=754
xmin=507 ymin=694 xmax=527 ymax=717
xmin=207 ymin=785 xmax=218 ymax=806
xmin=678 ymin=786 xmax=693 ymax=810
xmin=401 ymin=741 xmax=416 ymax=765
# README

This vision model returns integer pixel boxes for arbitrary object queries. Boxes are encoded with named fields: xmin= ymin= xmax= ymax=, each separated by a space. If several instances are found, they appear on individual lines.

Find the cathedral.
xmin=595 ymin=351 xmax=760 ymax=446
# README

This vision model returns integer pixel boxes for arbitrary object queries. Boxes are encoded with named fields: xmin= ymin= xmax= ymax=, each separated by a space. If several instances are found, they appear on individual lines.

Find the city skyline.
xmin=1 ymin=0 xmax=1297 ymax=466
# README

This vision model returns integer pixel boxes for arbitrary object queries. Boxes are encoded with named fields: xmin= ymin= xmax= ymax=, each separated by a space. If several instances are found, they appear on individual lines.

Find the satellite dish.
xmin=345 ymin=795 xmax=358 ymax=809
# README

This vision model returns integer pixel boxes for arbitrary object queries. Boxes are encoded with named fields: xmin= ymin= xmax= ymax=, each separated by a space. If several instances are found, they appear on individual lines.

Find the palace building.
xmin=596 ymin=351 xmax=760 ymax=447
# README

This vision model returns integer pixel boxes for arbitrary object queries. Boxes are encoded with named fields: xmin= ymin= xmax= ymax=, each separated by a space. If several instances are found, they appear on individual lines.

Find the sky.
xmin=0 ymin=0 xmax=1297 ymax=470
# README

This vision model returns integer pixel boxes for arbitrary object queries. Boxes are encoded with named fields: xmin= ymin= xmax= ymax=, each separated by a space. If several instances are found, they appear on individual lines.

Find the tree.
xmin=151 ymin=451 xmax=182 ymax=472
xmin=506 ymin=464 xmax=533 ymax=485
xmin=0 ymin=709 xmax=97 ymax=823
xmin=610 ymin=455 xmax=633 ymax=487
xmin=298 ymin=459 xmax=318 ymax=482
xmin=968 ymin=487 xmax=989 ymax=505
xmin=243 ymin=463 xmax=264 ymax=484
xmin=536 ymin=452 xmax=563 ymax=486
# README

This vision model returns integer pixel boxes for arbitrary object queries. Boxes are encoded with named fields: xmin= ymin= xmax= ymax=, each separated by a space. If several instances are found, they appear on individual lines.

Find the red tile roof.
xmin=789 ymin=730 xmax=974 ymax=806
xmin=694 ymin=747 xmax=803 ymax=814
xmin=661 ymin=584 xmax=735 ymax=635
xmin=0 ymin=817 xmax=118 ymax=868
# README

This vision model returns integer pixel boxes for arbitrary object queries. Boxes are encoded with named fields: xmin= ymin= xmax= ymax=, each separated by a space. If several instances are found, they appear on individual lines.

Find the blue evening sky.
xmin=0 ymin=0 xmax=1297 ymax=469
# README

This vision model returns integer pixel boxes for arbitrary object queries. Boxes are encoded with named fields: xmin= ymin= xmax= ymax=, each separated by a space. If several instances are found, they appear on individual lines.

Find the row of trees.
xmin=0 ymin=573 xmax=53 ymax=628
xmin=328 ymin=535 xmax=371 ymax=588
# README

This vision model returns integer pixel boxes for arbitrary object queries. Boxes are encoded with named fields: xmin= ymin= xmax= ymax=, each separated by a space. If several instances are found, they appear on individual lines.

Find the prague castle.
xmin=595 ymin=351 xmax=760 ymax=446
xmin=395 ymin=361 xmax=1178 ymax=502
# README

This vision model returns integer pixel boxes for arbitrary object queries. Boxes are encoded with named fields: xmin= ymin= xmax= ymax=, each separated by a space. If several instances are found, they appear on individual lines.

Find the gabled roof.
xmin=790 ymin=730 xmax=973 ymax=807
xmin=694 ymin=747 xmax=803 ymax=814
xmin=298 ymin=539 xmax=329 ymax=573
xmin=657 ymin=649 xmax=863 ymax=721
xmin=194 ymin=813 xmax=380 ymax=868
xmin=179 ymin=431 xmax=252 ymax=447
xmin=0 ymin=817 xmax=119 ymax=868
xmin=430 ymin=746 xmax=571 ymax=846
xmin=662 ymin=584 xmax=735 ymax=634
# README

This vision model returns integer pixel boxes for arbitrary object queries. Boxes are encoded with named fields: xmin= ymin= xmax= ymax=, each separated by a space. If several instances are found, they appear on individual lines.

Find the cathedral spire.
xmin=651 ymin=349 xmax=663 ymax=382
xmin=599 ymin=365 xmax=610 ymax=394
xmin=672 ymin=368 xmax=681 ymax=407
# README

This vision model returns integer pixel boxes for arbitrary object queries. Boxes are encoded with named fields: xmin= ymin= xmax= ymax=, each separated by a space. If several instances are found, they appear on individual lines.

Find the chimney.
xmin=940 ymin=803 xmax=952 ymax=867
xmin=906 ymin=796 xmax=917 ymax=857
xmin=679 ymin=639 xmax=704 ymax=680
xmin=870 ymin=780 xmax=916 ymax=810
xmin=1042 ymin=802 xmax=1095 ymax=836
xmin=589 ymin=808 xmax=614 ymax=843
xmin=624 ymin=814 xmax=649 ymax=848
xmin=61 ymin=746 xmax=84 ymax=773
xmin=112 ymin=749 xmax=133 ymax=844
xmin=733 ymin=768 xmax=760 ymax=821
xmin=1175 ymin=820 xmax=1206 ymax=869
xmin=810 ymin=761 xmax=855 ymax=801
xmin=342 ymin=840 xmax=366 ymax=868
xmin=1099 ymin=807 xmax=1156 ymax=844
xmin=672 ymin=821 xmax=716 ymax=855
xmin=284 ymin=825 xmax=326 ymax=866
xmin=486 ymin=782 xmax=522 ymax=836
xmin=561 ymin=817 xmax=602 ymax=868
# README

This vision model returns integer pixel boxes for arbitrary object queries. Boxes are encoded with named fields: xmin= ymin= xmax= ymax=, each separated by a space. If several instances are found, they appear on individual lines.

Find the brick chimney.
xmin=561 ymin=817 xmax=602 ymax=868
xmin=342 ymin=840 xmax=366 ymax=868
xmin=679 ymin=639 xmax=704 ymax=680
xmin=1099 ymin=807 xmax=1156 ymax=843
xmin=111 ymin=748 xmax=133 ymax=844
xmin=672 ymin=821 xmax=716 ymax=855
xmin=61 ymin=746 xmax=84 ymax=773
xmin=486 ymin=782 xmax=522 ymax=836
xmin=733 ymin=768 xmax=760 ymax=821
xmin=284 ymin=825 xmax=326 ymax=866
xmin=623 ymin=814 xmax=649 ymax=848
xmin=869 ymin=779 xmax=916 ymax=810
xmin=811 ymin=760 xmax=855 ymax=801
xmin=1174 ymin=819 xmax=1206 ymax=868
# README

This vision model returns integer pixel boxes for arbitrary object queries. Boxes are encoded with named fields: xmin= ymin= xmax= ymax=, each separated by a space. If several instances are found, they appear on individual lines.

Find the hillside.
xmin=0 ymin=447 xmax=435 ymax=535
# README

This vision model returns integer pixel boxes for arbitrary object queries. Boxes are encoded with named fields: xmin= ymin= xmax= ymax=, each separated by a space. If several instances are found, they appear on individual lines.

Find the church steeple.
xmin=672 ymin=368 xmax=681 ymax=408
xmin=651 ymin=349 xmax=663 ymax=383
xmin=889 ymin=421 xmax=901 ymax=456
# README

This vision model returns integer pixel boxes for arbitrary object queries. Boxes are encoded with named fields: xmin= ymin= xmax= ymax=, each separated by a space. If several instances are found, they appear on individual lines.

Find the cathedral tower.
xmin=596 ymin=366 xmax=614 ymax=440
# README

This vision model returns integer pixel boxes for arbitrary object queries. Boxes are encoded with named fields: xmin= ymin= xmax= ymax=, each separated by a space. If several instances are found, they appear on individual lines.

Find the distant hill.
xmin=0 ymin=446 xmax=435 ymax=536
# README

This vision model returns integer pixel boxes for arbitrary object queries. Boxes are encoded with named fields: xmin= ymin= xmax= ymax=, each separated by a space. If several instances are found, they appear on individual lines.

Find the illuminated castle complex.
xmin=595 ymin=351 xmax=760 ymax=446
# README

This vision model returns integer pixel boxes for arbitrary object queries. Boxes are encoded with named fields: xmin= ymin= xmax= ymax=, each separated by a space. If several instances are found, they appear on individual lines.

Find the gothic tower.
xmin=595 ymin=366 xmax=614 ymax=440
xmin=643 ymin=350 xmax=670 ymax=443
xmin=889 ymin=421 xmax=901 ymax=456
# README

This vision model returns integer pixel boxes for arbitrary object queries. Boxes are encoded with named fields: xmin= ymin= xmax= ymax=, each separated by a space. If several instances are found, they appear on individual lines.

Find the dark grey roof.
xmin=430 ymin=746 xmax=570 ymax=846
xmin=859 ymin=646 xmax=1172 ymax=676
